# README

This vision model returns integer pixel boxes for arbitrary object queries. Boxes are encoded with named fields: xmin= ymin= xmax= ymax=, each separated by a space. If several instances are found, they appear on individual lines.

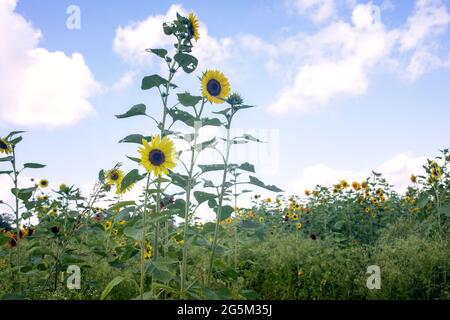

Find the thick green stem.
xmin=207 ymin=126 xmax=232 ymax=286
xmin=140 ymin=175 xmax=152 ymax=300
xmin=11 ymin=148 xmax=21 ymax=291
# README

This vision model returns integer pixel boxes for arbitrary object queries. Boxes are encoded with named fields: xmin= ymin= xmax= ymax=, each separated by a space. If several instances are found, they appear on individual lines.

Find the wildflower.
xmin=104 ymin=221 xmax=112 ymax=231
xmin=39 ymin=179 xmax=49 ymax=188
xmin=138 ymin=135 xmax=177 ymax=176
xmin=295 ymin=222 xmax=302 ymax=230
xmin=352 ymin=181 xmax=361 ymax=191
xmin=259 ymin=217 xmax=265 ymax=223
xmin=364 ymin=208 xmax=370 ymax=214
xmin=226 ymin=217 xmax=233 ymax=224
xmin=0 ymin=138 xmax=12 ymax=154
xmin=410 ymin=175 xmax=417 ymax=183
xmin=187 ymin=13 xmax=200 ymax=41
xmin=292 ymin=214 xmax=299 ymax=221
xmin=201 ymin=70 xmax=230 ymax=104
xmin=118 ymin=220 xmax=126 ymax=225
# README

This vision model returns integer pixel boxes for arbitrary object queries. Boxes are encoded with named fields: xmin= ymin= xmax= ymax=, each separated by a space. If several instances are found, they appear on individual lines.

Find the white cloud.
xmin=113 ymin=4 xmax=232 ymax=70
xmin=0 ymin=0 xmax=100 ymax=128
xmin=288 ymin=152 xmax=428 ymax=194
xmin=285 ymin=0 xmax=337 ymax=23
xmin=267 ymin=0 xmax=450 ymax=115
xmin=110 ymin=70 xmax=138 ymax=91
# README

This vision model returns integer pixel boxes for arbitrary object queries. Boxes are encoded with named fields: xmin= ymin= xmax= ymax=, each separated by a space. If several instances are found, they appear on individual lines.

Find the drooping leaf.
xmin=174 ymin=52 xmax=198 ymax=73
xmin=237 ymin=162 xmax=255 ymax=173
xmin=141 ymin=75 xmax=176 ymax=90
xmin=115 ymin=104 xmax=147 ymax=119
xmin=109 ymin=201 xmax=136 ymax=212
xmin=121 ymin=169 xmax=146 ymax=191
xmin=248 ymin=176 xmax=283 ymax=192
xmin=119 ymin=134 xmax=151 ymax=145
xmin=177 ymin=92 xmax=202 ymax=107
xmin=194 ymin=191 xmax=217 ymax=205
xmin=214 ymin=205 xmax=234 ymax=221
xmin=146 ymin=48 xmax=168 ymax=59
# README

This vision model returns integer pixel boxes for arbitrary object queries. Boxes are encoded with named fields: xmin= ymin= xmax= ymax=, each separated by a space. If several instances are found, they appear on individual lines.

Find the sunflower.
xmin=295 ymin=223 xmax=302 ymax=230
xmin=138 ymin=135 xmax=177 ymax=176
xmin=118 ymin=220 xmax=126 ymax=225
xmin=201 ymin=70 xmax=230 ymax=104
xmin=104 ymin=221 xmax=112 ymax=231
xmin=226 ymin=217 xmax=233 ymax=224
xmin=59 ymin=183 xmax=68 ymax=192
xmin=304 ymin=190 xmax=311 ymax=196
xmin=106 ymin=168 xmax=124 ymax=187
xmin=187 ymin=13 xmax=200 ymax=41
xmin=376 ymin=188 xmax=384 ymax=197
xmin=116 ymin=182 xmax=135 ymax=195
xmin=340 ymin=180 xmax=349 ymax=189
xmin=410 ymin=174 xmax=417 ymax=183
xmin=144 ymin=242 xmax=153 ymax=260
xmin=352 ymin=181 xmax=361 ymax=191
xmin=39 ymin=179 xmax=49 ymax=188
xmin=292 ymin=214 xmax=299 ymax=221
xmin=0 ymin=138 xmax=12 ymax=154
xmin=259 ymin=217 xmax=265 ymax=223
xmin=361 ymin=181 xmax=368 ymax=190
xmin=429 ymin=162 xmax=443 ymax=181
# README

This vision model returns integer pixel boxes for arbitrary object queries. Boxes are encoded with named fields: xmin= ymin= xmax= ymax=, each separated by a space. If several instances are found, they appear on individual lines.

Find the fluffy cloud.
xmin=113 ymin=4 xmax=232 ymax=69
xmin=285 ymin=0 xmax=337 ymax=23
xmin=267 ymin=0 xmax=450 ymax=115
xmin=0 ymin=0 xmax=100 ymax=128
xmin=288 ymin=152 xmax=428 ymax=194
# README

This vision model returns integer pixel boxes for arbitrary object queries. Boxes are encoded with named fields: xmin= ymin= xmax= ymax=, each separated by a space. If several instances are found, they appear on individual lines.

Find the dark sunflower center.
xmin=188 ymin=22 xmax=195 ymax=36
xmin=0 ymin=140 xmax=8 ymax=150
xmin=149 ymin=149 xmax=165 ymax=166
xmin=111 ymin=172 xmax=119 ymax=181
xmin=207 ymin=79 xmax=221 ymax=97
xmin=41 ymin=181 xmax=48 ymax=186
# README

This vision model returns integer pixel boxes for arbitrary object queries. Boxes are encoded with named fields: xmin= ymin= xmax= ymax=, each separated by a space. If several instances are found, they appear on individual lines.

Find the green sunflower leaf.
xmin=194 ymin=191 xmax=217 ymax=205
xmin=168 ymin=108 xmax=196 ymax=127
xmin=100 ymin=276 xmax=125 ymax=300
xmin=126 ymin=156 xmax=141 ymax=163
xmin=115 ymin=104 xmax=147 ymax=119
xmin=238 ymin=162 xmax=255 ymax=173
xmin=109 ymin=201 xmax=136 ymax=212
xmin=174 ymin=53 xmax=198 ymax=73
xmin=0 ymin=156 xmax=13 ymax=162
xmin=10 ymin=136 xmax=22 ymax=145
xmin=193 ymin=138 xmax=217 ymax=151
xmin=198 ymin=164 xmax=226 ymax=173
xmin=119 ymin=134 xmax=151 ymax=145
xmin=214 ymin=205 xmax=234 ymax=221
xmin=146 ymin=48 xmax=168 ymax=59
xmin=201 ymin=117 xmax=222 ymax=127
xmin=121 ymin=169 xmax=146 ymax=191
xmin=141 ymin=74 xmax=177 ymax=90
xmin=177 ymin=92 xmax=202 ymax=107
xmin=168 ymin=172 xmax=190 ymax=190
xmin=23 ymin=163 xmax=46 ymax=169
xmin=234 ymin=134 xmax=265 ymax=143
xmin=248 ymin=176 xmax=283 ymax=192
xmin=0 ymin=233 xmax=10 ymax=246
xmin=0 ymin=171 xmax=13 ymax=175
xmin=6 ymin=131 xmax=26 ymax=139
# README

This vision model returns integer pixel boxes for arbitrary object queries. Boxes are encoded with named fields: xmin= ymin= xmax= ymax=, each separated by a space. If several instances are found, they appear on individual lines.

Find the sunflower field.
xmin=1 ymin=12 xmax=450 ymax=301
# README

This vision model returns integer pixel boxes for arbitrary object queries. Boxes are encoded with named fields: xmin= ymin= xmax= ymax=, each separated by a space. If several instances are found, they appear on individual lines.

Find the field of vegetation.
xmin=1 ymin=12 xmax=449 ymax=300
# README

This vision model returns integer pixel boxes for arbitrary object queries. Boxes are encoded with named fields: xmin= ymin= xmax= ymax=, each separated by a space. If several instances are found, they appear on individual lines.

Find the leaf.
xmin=235 ymin=134 xmax=265 ymax=143
xmin=168 ymin=172 xmax=189 ymax=189
xmin=115 ymin=104 xmax=147 ymax=119
xmin=98 ymin=170 xmax=105 ymax=183
xmin=6 ymin=131 xmax=26 ymax=139
xmin=100 ymin=276 xmax=125 ymax=300
xmin=0 ymin=156 xmax=13 ymax=162
xmin=23 ymin=163 xmax=46 ymax=169
xmin=126 ymin=156 xmax=141 ymax=163
xmin=141 ymin=75 xmax=176 ymax=90
xmin=0 ymin=171 xmax=12 ymax=175
xmin=214 ymin=205 xmax=234 ymax=221
xmin=201 ymin=117 xmax=222 ymax=127
xmin=0 ymin=233 xmax=10 ymax=246
xmin=109 ymin=201 xmax=136 ymax=212
xmin=168 ymin=108 xmax=196 ymax=127
xmin=177 ymin=92 xmax=203 ymax=107
xmin=193 ymin=138 xmax=217 ymax=151
xmin=121 ymin=169 xmax=146 ymax=191
xmin=198 ymin=164 xmax=226 ymax=173
xmin=238 ymin=162 xmax=255 ymax=173
xmin=194 ymin=191 xmax=217 ymax=205
xmin=147 ymin=48 xmax=168 ymax=59
xmin=174 ymin=52 xmax=198 ymax=73
xmin=119 ymin=134 xmax=151 ymax=145
xmin=248 ymin=176 xmax=283 ymax=192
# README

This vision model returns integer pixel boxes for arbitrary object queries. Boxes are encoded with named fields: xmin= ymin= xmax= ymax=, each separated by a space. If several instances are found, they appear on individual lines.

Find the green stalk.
xmin=207 ymin=125 xmax=232 ymax=287
xmin=140 ymin=174 xmax=152 ymax=300
xmin=11 ymin=148 xmax=21 ymax=291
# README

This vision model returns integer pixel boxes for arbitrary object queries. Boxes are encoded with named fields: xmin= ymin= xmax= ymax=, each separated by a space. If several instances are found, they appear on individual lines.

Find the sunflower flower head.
xmin=106 ymin=168 xmax=124 ymax=187
xmin=144 ymin=242 xmax=153 ymax=260
xmin=104 ymin=221 xmax=112 ymax=231
xmin=340 ymin=180 xmax=349 ymax=189
xmin=39 ymin=179 xmax=49 ymax=188
xmin=295 ymin=222 xmax=302 ymax=231
xmin=187 ymin=13 xmax=200 ymax=41
xmin=352 ymin=181 xmax=361 ymax=191
xmin=201 ymin=70 xmax=230 ymax=104
xmin=227 ymin=92 xmax=243 ymax=106
xmin=138 ymin=135 xmax=177 ymax=176
xmin=429 ymin=161 xmax=443 ymax=182
xmin=0 ymin=138 xmax=12 ymax=155
xmin=410 ymin=174 xmax=417 ymax=183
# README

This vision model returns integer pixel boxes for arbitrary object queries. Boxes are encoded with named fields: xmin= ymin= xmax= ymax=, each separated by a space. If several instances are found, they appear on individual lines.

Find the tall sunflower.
xmin=187 ymin=13 xmax=200 ymax=41
xmin=201 ymin=70 xmax=230 ymax=104
xmin=0 ymin=138 xmax=12 ymax=155
xmin=138 ymin=135 xmax=177 ymax=176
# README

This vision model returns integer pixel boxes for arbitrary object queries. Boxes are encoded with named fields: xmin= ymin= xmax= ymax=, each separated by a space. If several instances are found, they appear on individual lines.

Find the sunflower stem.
xmin=140 ymin=174 xmax=152 ymax=300
xmin=11 ymin=147 xmax=21 ymax=292
xmin=207 ymin=122 xmax=232 ymax=287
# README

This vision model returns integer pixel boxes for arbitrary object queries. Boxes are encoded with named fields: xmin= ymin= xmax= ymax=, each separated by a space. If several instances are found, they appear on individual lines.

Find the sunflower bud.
xmin=227 ymin=93 xmax=243 ymax=106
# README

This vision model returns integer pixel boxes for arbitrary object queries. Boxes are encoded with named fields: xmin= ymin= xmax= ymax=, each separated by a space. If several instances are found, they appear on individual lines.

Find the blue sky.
xmin=1 ymin=0 xmax=450 ymax=210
